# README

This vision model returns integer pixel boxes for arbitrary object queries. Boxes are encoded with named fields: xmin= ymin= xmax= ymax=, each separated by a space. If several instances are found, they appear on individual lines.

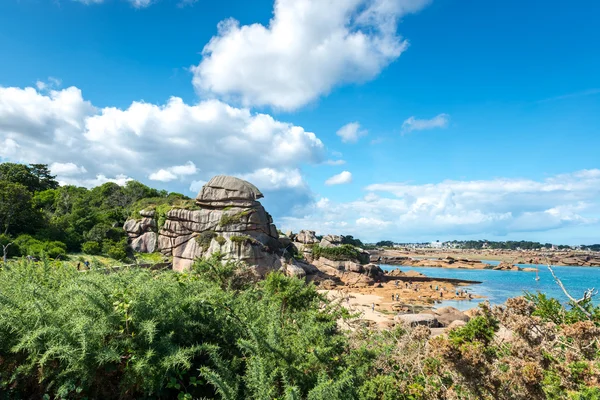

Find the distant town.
xmin=370 ymin=240 xmax=600 ymax=252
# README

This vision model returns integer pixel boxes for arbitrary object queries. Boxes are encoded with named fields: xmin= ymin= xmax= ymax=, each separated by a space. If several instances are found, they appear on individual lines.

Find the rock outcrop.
xmin=493 ymin=262 xmax=521 ymax=271
xmin=157 ymin=176 xmax=282 ymax=272
xmin=319 ymin=234 xmax=343 ymax=248
xmin=124 ymin=210 xmax=158 ymax=253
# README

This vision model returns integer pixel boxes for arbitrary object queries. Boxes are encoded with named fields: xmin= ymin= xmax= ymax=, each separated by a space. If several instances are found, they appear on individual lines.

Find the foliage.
xmin=0 ymin=256 xmax=599 ymax=399
xmin=0 ymin=257 xmax=352 ymax=399
xmin=375 ymin=240 xmax=395 ymax=247
xmin=219 ymin=209 xmax=253 ymax=227
xmin=196 ymin=231 xmax=217 ymax=251
xmin=0 ymin=162 xmax=184 ymax=260
xmin=215 ymin=235 xmax=227 ymax=246
xmin=342 ymin=235 xmax=365 ymax=248
xmin=82 ymin=241 xmax=102 ymax=255
xmin=312 ymin=244 xmax=361 ymax=262
xmin=0 ymin=181 xmax=39 ymax=235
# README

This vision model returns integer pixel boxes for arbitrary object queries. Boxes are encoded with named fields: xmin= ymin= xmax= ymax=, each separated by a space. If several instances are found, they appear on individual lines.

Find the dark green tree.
xmin=0 ymin=181 xmax=36 ymax=235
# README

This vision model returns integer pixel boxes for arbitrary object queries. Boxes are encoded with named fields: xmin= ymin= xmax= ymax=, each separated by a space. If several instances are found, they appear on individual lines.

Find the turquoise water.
xmin=380 ymin=263 xmax=600 ymax=311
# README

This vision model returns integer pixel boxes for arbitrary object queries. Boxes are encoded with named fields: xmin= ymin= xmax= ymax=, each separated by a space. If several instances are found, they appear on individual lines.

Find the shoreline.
xmin=370 ymin=248 xmax=600 ymax=268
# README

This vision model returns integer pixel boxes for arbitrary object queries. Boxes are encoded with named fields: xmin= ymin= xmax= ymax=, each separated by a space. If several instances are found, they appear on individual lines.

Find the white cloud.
xmin=0 ymin=84 xmax=325 ymax=208
xmin=402 ymin=113 xmax=449 ymax=132
xmin=336 ymin=122 xmax=367 ymax=143
xmin=280 ymin=170 xmax=600 ymax=242
xmin=50 ymin=162 xmax=87 ymax=176
xmin=325 ymin=171 xmax=353 ymax=185
xmin=149 ymin=169 xmax=177 ymax=182
xmin=324 ymin=159 xmax=346 ymax=166
xmin=189 ymin=180 xmax=208 ymax=194
xmin=192 ymin=0 xmax=431 ymax=110
xmin=149 ymin=161 xmax=198 ymax=182
xmin=237 ymin=168 xmax=306 ymax=191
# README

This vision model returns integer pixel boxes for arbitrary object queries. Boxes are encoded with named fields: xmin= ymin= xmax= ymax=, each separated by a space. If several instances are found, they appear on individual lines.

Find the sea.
xmin=380 ymin=261 xmax=600 ymax=311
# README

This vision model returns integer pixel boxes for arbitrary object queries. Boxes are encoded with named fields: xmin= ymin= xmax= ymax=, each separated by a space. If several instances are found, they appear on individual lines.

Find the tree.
xmin=0 ymin=163 xmax=58 ymax=192
xmin=0 ymin=181 xmax=36 ymax=235
xmin=29 ymin=164 xmax=59 ymax=191
xmin=376 ymin=240 xmax=394 ymax=247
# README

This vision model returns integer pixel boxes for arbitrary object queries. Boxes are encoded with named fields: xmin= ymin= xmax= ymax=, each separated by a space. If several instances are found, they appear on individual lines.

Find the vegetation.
xmin=312 ymin=244 xmax=362 ymax=262
xmin=219 ymin=209 xmax=254 ymax=227
xmin=0 ymin=256 xmax=598 ymax=399
xmin=0 ymin=162 xmax=190 ymax=263
xmin=196 ymin=231 xmax=217 ymax=251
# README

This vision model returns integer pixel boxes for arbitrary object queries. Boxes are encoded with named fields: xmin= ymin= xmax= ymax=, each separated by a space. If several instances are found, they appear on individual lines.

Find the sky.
xmin=1 ymin=0 xmax=599 ymax=244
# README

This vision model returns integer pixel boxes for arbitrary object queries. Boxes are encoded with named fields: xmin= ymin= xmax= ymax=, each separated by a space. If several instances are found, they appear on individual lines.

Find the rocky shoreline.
xmin=371 ymin=249 xmax=600 ymax=269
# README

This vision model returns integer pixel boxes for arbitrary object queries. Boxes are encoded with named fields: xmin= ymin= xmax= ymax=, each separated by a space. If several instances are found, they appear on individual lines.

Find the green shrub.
xmin=195 ymin=231 xmax=217 ymax=251
xmin=82 ymin=241 xmax=102 ymax=255
xmin=219 ymin=209 xmax=253 ymax=227
xmin=102 ymin=238 xmax=129 ymax=261
xmin=12 ymin=235 xmax=67 ymax=259
xmin=312 ymin=244 xmax=361 ymax=262
xmin=215 ymin=235 xmax=226 ymax=246
xmin=0 ymin=257 xmax=353 ymax=399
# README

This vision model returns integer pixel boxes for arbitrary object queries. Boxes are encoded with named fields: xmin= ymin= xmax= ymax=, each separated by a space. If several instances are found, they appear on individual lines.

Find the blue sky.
xmin=1 ymin=0 xmax=599 ymax=244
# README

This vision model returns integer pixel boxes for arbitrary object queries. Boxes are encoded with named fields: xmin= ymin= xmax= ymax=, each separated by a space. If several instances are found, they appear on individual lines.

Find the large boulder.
xmin=319 ymin=234 xmax=343 ymax=248
xmin=296 ymin=230 xmax=319 ymax=244
xmin=124 ymin=210 xmax=158 ymax=254
xmin=433 ymin=306 xmax=470 ymax=327
xmin=395 ymin=313 xmax=440 ymax=328
xmin=159 ymin=176 xmax=282 ymax=273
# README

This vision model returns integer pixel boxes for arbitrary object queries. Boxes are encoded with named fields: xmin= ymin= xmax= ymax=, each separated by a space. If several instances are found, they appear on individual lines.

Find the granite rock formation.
xmin=123 ymin=210 xmax=158 ymax=253
xmin=158 ymin=176 xmax=282 ymax=272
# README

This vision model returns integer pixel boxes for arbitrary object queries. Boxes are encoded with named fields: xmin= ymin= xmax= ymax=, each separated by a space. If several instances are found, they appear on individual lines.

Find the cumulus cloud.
xmin=50 ymin=162 xmax=87 ymax=176
xmin=325 ymin=171 xmax=353 ymax=185
xmin=149 ymin=161 xmax=198 ymax=182
xmin=336 ymin=122 xmax=368 ymax=143
xmin=0 ymin=84 xmax=324 ymax=209
xmin=402 ymin=113 xmax=449 ymax=132
xmin=192 ymin=0 xmax=431 ymax=110
xmin=280 ymin=170 xmax=600 ymax=242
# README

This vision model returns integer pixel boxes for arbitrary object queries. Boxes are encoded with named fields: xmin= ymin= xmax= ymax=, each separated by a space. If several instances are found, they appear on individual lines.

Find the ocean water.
xmin=380 ymin=263 xmax=600 ymax=311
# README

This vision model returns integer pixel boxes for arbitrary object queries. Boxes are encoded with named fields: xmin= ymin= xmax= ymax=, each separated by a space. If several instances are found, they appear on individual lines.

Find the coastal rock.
xmin=493 ymin=262 xmax=521 ymax=271
xmin=447 ymin=320 xmax=467 ymax=330
xmin=364 ymin=263 xmax=384 ymax=279
xmin=296 ymin=230 xmax=319 ymax=244
xmin=434 ymin=306 xmax=470 ymax=327
xmin=123 ymin=209 xmax=159 ymax=253
xmin=281 ymin=262 xmax=306 ymax=279
xmin=131 ymin=232 xmax=157 ymax=253
xmin=319 ymin=234 xmax=343 ymax=248
xmin=395 ymin=313 xmax=440 ymax=328
xmin=157 ymin=176 xmax=282 ymax=273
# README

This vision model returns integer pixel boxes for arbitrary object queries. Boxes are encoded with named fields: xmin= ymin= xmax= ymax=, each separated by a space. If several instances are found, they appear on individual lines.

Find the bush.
xmin=312 ymin=244 xmax=361 ymax=262
xmin=12 ymin=235 xmax=67 ymax=259
xmin=102 ymin=238 xmax=129 ymax=261
xmin=82 ymin=241 xmax=101 ymax=255
xmin=0 ymin=257 xmax=353 ymax=399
